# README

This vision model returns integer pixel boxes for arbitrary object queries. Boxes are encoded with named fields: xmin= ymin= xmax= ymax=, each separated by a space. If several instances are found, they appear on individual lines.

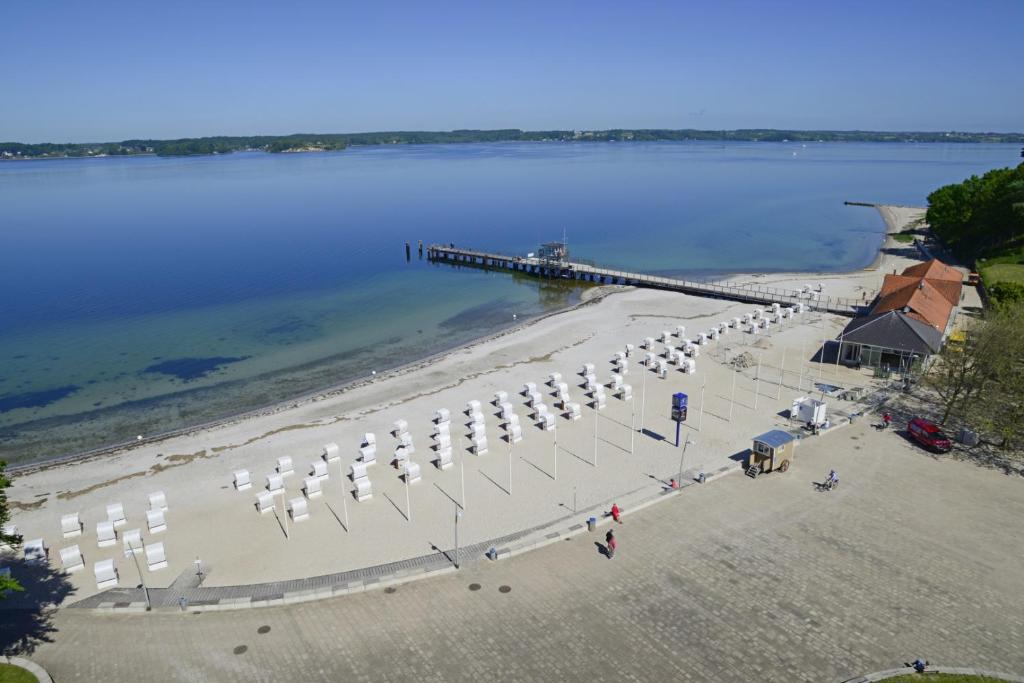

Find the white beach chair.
xmin=433 ymin=420 xmax=450 ymax=437
xmin=276 ymin=456 xmax=294 ymax=477
xmin=609 ymin=373 xmax=623 ymax=390
xmin=660 ymin=330 xmax=671 ymax=342
xmin=675 ymin=325 xmax=686 ymax=338
xmin=310 ymin=460 xmax=328 ymax=480
xmin=469 ymin=423 xmax=486 ymax=440
xmin=464 ymin=400 xmax=481 ymax=416
xmin=404 ymin=461 xmax=422 ymax=484
xmin=749 ymin=324 xmax=760 ymax=335
xmin=594 ymin=392 xmax=607 ymax=410
xmin=146 ymin=508 xmax=167 ymax=534
xmin=470 ymin=436 xmax=488 ymax=455
xmin=350 ymin=461 xmax=369 ymax=481
xmin=493 ymin=390 xmax=509 ymax=405
xmin=399 ymin=432 xmax=415 ymax=454
xmin=60 ymin=544 xmax=84 ymax=573
xmin=94 ymin=559 xmax=118 ymax=589
xmin=469 ymin=410 xmax=485 ymax=426
xmin=288 ymin=497 xmax=309 ymax=522
xmin=363 ymin=432 xmax=376 ymax=447
xmin=505 ymin=412 xmax=520 ymax=429
xmin=436 ymin=448 xmax=454 ymax=470
xmin=435 ymin=408 xmax=451 ymax=424
xmin=618 ymin=384 xmax=633 ymax=400
xmin=499 ymin=401 xmax=516 ymax=421
xmin=616 ymin=358 xmax=629 ymax=374
xmin=657 ymin=360 xmax=668 ymax=378
xmin=123 ymin=528 xmax=143 ymax=557
xmin=682 ymin=358 xmax=697 ymax=374
xmin=522 ymin=382 xmax=538 ymax=396
xmin=566 ymin=402 xmax=582 ymax=421
xmin=23 ymin=538 xmax=47 ymax=564
xmin=148 ymin=491 xmax=168 ymax=512
xmin=393 ymin=444 xmax=409 ymax=467
xmin=435 ymin=433 xmax=452 ymax=449
xmin=642 ymin=337 xmax=655 ymax=350
xmin=106 ymin=502 xmax=126 ymax=528
xmin=61 ymin=512 xmax=82 ymax=538
xmin=508 ymin=424 xmax=523 ymax=444
xmin=579 ymin=363 xmax=595 ymax=377
xmin=96 ymin=521 xmax=117 ymax=548
xmin=527 ymin=391 xmax=543 ymax=407
xmin=322 ymin=442 xmax=340 ymax=463
xmin=547 ymin=372 xmax=563 ymax=386
xmin=709 ymin=328 xmax=719 ymax=340
xmin=256 ymin=491 xmax=275 ymax=514
xmin=234 ymin=469 xmax=252 ymax=491
xmin=303 ymin=475 xmax=322 ymax=499
xmin=644 ymin=352 xmax=656 ymax=367
xmin=354 ymin=478 xmax=373 ymax=502
xmin=359 ymin=444 xmax=377 ymax=465
xmin=145 ymin=541 xmax=168 ymax=571
xmin=541 ymin=413 xmax=556 ymax=431
xmin=266 ymin=473 xmax=285 ymax=495
xmin=393 ymin=419 xmax=409 ymax=436
xmin=697 ymin=333 xmax=708 ymax=346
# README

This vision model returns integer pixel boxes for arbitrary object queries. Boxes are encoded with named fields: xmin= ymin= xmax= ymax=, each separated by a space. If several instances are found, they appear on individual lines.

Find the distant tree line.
xmin=3 ymin=128 xmax=1023 ymax=160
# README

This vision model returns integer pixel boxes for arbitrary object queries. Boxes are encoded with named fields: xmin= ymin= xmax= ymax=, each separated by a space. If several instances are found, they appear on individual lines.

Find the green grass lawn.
xmin=884 ymin=674 xmax=1011 ymax=682
xmin=0 ymin=662 xmax=39 ymax=683
xmin=981 ymin=262 xmax=1024 ymax=286
xmin=892 ymin=233 xmax=916 ymax=243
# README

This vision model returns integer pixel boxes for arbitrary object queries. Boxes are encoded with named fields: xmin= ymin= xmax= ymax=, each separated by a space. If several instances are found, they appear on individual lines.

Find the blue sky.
xmin=2 ymin=0 xmax=1022 ymax=142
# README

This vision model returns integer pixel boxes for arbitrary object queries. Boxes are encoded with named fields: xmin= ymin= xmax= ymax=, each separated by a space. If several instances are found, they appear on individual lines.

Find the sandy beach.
xmin=4 ymin=205 xmax=942 ymax=603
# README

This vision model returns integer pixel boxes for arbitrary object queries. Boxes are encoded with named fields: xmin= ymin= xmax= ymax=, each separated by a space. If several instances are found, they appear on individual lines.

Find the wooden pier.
xmin=427 ymin=245 xmax=861 ymax=316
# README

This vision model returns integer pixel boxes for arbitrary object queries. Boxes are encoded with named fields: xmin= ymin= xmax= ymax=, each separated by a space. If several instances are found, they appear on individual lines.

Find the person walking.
xmin=606 ymin=530 xmax=617 ymax=559
xmin=610 ymin=503 xmax=622 ymax=524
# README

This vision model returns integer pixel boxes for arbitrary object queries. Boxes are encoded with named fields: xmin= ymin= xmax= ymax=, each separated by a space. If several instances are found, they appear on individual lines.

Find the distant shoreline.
xmin=4 ymin=128 xmax=1023 ymax=162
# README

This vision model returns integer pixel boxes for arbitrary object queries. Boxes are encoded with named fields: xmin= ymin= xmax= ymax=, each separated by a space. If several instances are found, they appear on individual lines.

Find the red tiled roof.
xmin=902 ymin=259 xmax=963 ymax=283
xmin=872 ymin=275 xmax=955 ymax=330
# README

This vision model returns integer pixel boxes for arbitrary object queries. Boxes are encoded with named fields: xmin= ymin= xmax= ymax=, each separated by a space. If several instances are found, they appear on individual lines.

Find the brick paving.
xmin=26 ymin=421 xmax=1024 ymax=682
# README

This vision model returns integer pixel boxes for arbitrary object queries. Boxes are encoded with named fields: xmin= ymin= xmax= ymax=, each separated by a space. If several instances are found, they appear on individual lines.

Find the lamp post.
xmin=729 ymin=367 xmax=737 ymax=421
xmin=405 ymin=472 xmax=411 ymax=522
xmin=697 ymin=378 xmax=706 ymax=432
xmin=677 ymin=436 xmax=695 ymax=487
xmin=593 ymin=408 xmax=598 ymax=467
xmin=126 ymin=541 xmax=151 ymax=611
xmin=754 ymin=354 xmax=762 ymax=411
xmin=777 ymin=347 xmax=787 ymax=400
xmin=639 ymin=362 xmax=648 ymax=435
xmin=553 ymin=426 xmax=558 ymax=480
xmin=454 ymin=506 xmax=463 ymax=569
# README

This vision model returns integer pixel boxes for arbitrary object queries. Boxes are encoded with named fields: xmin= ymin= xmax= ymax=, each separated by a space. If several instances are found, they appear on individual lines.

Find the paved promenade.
xmin=24 ymin=420 xmax=1024 ymax=682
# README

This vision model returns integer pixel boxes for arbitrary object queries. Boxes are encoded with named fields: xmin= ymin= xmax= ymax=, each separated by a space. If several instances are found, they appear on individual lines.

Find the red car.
xmin=908 ymin=417 xmax=952 ymax=453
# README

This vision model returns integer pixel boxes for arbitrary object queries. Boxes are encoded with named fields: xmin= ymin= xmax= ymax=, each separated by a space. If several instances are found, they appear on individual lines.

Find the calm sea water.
xmin=1 ymin=141 xmax=1018 ymax=464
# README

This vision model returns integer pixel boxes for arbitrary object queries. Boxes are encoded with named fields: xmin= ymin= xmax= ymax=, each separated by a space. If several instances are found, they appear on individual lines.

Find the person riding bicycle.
xmin=882 ymin=412 xmax=892 ymax=429
xmin=826 ymin=469 xmax=839 ymax=489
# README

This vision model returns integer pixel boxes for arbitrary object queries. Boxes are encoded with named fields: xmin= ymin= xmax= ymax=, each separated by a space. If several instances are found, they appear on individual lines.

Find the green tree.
xmin=0 ymin=460 xmax=25 ymax=597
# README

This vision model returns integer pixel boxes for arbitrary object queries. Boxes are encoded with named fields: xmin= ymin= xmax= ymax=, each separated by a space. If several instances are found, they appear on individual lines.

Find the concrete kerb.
xmin=1 ymin=655 xmax=53 ymax=683
xmin=842 ymin=666 xmax=1024 ymax=682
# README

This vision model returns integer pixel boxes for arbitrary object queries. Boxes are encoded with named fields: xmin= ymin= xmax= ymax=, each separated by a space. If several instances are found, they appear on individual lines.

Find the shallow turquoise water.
xmin=0 ymin=141 xmax=1018 ymax=463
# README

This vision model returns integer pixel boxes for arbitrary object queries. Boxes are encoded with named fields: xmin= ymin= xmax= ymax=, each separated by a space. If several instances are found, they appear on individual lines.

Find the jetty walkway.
xmin=427 ymin=245 xmax=861 ymax=316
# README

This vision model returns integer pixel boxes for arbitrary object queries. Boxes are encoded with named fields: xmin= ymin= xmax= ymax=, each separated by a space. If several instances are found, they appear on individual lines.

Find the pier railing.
xmin=427 ymin=244 xmax=861 ymax=316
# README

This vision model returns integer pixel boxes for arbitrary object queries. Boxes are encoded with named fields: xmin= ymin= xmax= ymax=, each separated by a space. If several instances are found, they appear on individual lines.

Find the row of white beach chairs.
xmin=22 ymin=535 xmax=169 ymax=589
xmin=55 ymin=493 xmax=168 ymax=555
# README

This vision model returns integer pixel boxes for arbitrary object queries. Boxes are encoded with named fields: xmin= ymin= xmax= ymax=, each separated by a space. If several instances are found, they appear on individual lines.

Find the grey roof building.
xmin=837 ymin=310 xmax=943 ymax=369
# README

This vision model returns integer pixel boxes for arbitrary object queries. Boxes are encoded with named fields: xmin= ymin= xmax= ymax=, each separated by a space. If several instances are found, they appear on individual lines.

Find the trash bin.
xmin=697 ymin=472 xmax=706 ymax=484
xmin=487 ymin=547 xmax=497 ymax=560
xmin=587 ymin=517 xmax=597 ymax=532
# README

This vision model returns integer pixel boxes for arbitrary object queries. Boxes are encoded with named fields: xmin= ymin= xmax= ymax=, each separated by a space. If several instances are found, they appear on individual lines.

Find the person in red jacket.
xmin=610 ymin=503 xmax=622 ymax=523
